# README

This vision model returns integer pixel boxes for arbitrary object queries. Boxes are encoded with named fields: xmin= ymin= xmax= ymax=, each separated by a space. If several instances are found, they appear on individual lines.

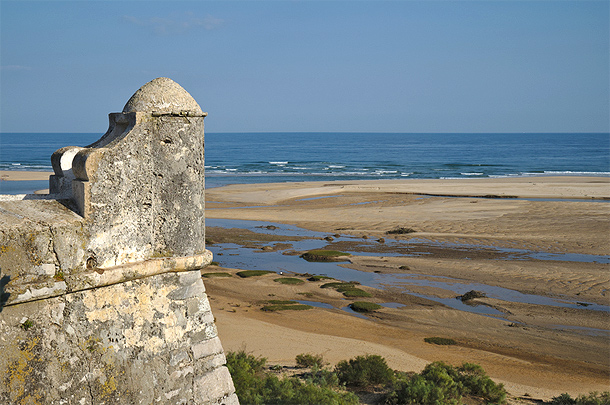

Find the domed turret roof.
xmin=122 ymin=77 xmax=203 ymax=114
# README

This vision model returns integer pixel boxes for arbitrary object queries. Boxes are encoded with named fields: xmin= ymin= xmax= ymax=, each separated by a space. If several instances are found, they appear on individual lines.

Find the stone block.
xmin=194 ymin=366 xmax=236 ymax=404
xmin=192 ymin=336 xmax=224 ymax=360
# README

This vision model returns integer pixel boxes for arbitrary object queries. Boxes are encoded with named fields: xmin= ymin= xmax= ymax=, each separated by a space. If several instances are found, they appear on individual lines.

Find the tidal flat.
xmin=203 ymin=177 xmax=609 ymax=401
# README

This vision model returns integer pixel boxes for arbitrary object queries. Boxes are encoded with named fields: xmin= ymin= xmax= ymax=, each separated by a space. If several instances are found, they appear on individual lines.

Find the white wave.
xmin=269 ymin=161 xmax=288 ymax=165
xmin=461 ymin=172 xmax=484 ymax=176
xmin=327 ymin=165 xmax=345 ymax=168
xmin=543 ymin=171 xmax=610 ymax=175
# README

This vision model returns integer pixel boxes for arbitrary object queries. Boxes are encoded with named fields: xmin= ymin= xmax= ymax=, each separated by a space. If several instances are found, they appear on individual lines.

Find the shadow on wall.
xmin=0 ymin=273 xmax=9 ymax=312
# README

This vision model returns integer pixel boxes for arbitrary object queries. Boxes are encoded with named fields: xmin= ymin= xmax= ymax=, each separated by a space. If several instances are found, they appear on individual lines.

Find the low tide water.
xmin=207 ymin=218 xmax=610 ymax=318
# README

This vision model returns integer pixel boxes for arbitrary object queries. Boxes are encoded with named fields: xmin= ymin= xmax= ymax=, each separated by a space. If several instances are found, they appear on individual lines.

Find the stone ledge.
xmin=4 ymin=250 xmax=213 ymax=306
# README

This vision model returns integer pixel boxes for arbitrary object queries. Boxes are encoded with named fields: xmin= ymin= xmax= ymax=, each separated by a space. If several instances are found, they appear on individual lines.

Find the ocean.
xmin=1 ymin=132 xmax=608 ymax=194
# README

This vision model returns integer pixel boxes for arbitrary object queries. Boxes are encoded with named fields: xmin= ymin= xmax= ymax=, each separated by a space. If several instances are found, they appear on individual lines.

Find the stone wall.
xmin=0 ymin=78 xmax=237 ymax=404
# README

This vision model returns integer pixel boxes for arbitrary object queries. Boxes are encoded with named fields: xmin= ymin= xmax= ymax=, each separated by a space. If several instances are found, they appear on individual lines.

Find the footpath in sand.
xmin=204 ymin=177 xmax=609 ymax=401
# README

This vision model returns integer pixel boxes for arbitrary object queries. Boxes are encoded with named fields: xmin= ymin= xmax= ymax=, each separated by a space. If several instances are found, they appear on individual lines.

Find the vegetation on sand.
xmin=202 ymin=272 xmax=232 ymax=278
xmin=386 ymin=227 xmax=417 ymax=235
xmin=227 ymin=351 xmax=606 ymax=405
xmin=301 ymin=250 xmax=351 ymax=262
xmin=261 ymin=300 xmax=313 ymax=312
xmin=549 ymin=392 xmax=610 ymax=405
xmin=385 ymin=361 xmax=507 ymax=405
xmin=335 ymin=355 xmax=395 ymax=388
xmin=320 ymin=282 xmax=372 ymax=298
xmin=308 ymin=275 xmax=334 ymax=282
xmin=296 ymin=353 xmax=327 ymax=369
xmin=274 ymin=277 xmax=305 ymax=285
xmin=236 ymin=270 xmax=275 ymax=278
xmin=226 ymin=350 xmax=358 ymax=405
xmin=349 ymin=301 xmax=382 ymax=312
xmin=424 ymin=337 xmax=457 ymax=345
xmin=458 ymin=290 xmax=487 ymax=301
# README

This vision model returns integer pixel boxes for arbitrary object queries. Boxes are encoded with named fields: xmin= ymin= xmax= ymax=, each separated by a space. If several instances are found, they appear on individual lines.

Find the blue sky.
xmin=1 ymin=0 xmax=608 ymax=133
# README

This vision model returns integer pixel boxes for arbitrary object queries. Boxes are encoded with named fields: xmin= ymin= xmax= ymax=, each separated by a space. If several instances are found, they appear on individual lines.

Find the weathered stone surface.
xmin=0 ymin=78 xmax=236 ymax=404
xmin=123 ymin=77 xmax=204 ymax=115
xmin=194 ymin=367 xmax=236 ymax=404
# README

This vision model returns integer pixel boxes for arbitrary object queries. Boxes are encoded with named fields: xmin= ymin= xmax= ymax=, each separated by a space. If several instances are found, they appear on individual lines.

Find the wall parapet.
xmin=0 ymin=78 xmax=237 ymax=404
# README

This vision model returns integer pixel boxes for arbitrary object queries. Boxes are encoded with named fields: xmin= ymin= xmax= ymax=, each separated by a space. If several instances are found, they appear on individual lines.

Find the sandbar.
xmin=0 ymin=170 xmax=53 ymax=181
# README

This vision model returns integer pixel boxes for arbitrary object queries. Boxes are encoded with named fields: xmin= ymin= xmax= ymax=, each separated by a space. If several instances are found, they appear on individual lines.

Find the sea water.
xmin=1 ymin=132 xmax=608 ymax=194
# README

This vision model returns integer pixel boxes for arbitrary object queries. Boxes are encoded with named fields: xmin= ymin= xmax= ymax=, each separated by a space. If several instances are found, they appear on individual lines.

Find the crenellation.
xmin=0 ymin=78 xmax=236 ymax=404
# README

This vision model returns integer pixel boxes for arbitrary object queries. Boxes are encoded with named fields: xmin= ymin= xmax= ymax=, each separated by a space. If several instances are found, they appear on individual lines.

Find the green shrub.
xmin=424 ymin=337 xmax=457 ymax=345
xmin=236 ymin=270 xmax=275 ymax=278
xmin=349 ymin=302 xmax=382 ymax=312
xmin=335 ymin=354 xmax=395 ymax=388
xmin=226 ymin=350 xmax=358 ymax=405
xmin=549 ymin=392 xmax=610 ymax=405
xmin=274 ymin=277 xmax=305 ymax=285
xmin=202 ymin=272 xmax=232 ymax=278
xmin=301 ymin=250 xmax=351 ymax=262
xmin=296 ymin=353 xmax=326 ymax=369
xmin=384 ymin=361 xmax=506 ymax=405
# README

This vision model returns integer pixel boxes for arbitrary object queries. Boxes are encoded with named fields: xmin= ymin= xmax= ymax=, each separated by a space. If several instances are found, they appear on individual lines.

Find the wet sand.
xmin=0 ymin=170 xmax=52 ymax=181
xmin=204 ymin=177 xmax=609 ymax=401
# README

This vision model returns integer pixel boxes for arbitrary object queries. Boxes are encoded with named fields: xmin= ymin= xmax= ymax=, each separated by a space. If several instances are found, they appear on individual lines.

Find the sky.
xmin=0 ymin=0 xmax=608 ymax=134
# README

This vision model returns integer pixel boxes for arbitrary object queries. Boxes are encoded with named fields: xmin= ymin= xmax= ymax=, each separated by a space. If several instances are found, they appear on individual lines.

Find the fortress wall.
xmin=0 ymin=78 xmax=237 ymax=404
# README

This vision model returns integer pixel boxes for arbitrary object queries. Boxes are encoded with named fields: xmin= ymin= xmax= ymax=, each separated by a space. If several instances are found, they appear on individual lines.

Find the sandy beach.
xmin=204 ymin=177 xmax=609 ymax=401
xmin=0 ymin=170 xmax=52 ymax=181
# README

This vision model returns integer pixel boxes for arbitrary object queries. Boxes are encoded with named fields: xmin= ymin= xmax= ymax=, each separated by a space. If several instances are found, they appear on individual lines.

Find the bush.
xmin=549 ymin=392 xmax=610 ymax=405
xmin=384 ymin=361 xmax=506 ymax=405
xmin=335 ymin=355 xmax=395 ymax=388
xmin=236 ymin=270 xmax=275 ymax=278
xmin=226 ymin=350 xmax=358 ymax=405
xmin=349 ymin=302 xmax=382 ymax=312
xmin=274 ymin=277 xmax=305 ymax=285
xmin=296 ymin=353 xmax=326 ymax=369
xmin=424 ymin=337 xmax=457 ymax=345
